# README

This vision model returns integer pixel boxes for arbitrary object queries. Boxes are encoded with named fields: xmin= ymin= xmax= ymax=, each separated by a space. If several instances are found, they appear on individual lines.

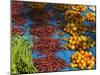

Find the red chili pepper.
xmin=12 ymin=1 xmax=24 ymax=15
xmin=12 ymin=15 xmax=27 ymax=26
xmin=33 ymin=55 xmax=69 ymax=72
xmin=30 ymin=25 xmax=57 ymax=37
xmin=12 ymin=27 xmax=23 ymax=35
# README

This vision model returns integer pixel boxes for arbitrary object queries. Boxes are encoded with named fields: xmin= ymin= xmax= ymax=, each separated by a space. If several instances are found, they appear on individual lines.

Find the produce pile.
xmin=11 ymin=1 xmax=96 ymax=74
xmin=64 ymin=10 xmax=85 ymax=23
xmin=62 ymin=35 xmax=95 ymax=50
xmin=63 ymin=23 xmax=96 ymax=36
xmin=85 ymin=12 xmax=96 ymax=22
xmin=71 ymin=5 xmax=87 ymax=12
xmin=12 ymin=1 xmax=24 ymax=15
xmin=30 ymin=25 xmax=57 ymax=37
xmin=32 ymin=37 xmax=61 ymax=54
xmin=33 ymin=53 xmax=69 ymax=72
xmin=52 ymin=4 xmax=72 ymax=11
xmin=71 ymin=50 xmax=96 ymax=69
xmin=28 ymin=2 xmax=47 ymax=10
xmin=11 ymin=35 xmax=38 ymax=74
xmin=12 ymin=15 xmax=27 ymax=26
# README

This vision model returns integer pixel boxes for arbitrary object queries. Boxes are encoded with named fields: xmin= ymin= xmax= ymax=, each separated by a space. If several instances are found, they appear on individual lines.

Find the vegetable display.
xmin=11 ymin=1 xmax=96 ymax=74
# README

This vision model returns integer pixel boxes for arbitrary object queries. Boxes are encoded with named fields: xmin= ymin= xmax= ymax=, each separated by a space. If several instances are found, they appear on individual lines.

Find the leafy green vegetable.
xmin=11 ymin=34 xmax=38 ymax=74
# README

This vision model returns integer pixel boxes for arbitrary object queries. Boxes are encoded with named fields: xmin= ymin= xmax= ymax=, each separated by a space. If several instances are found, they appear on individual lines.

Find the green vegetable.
xmin=11 ymin=34 xmax=38 ymax=74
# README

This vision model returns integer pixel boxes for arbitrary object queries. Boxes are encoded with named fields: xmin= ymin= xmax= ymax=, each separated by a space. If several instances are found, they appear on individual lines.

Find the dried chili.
xmin=12 ymin=15 xmax=27 ymax=26
xmin=30 ymin=24 xmax=68 ymax=72
xmin=12 ymin=1 xmax=24 ymax=15
xmin=12 ymin=27 xmax=24 ymax=35
xmin=33 ymin=54 xmax=69 ymax=72
xmin=33 ymin=37 xmax=63 ymax=55
xmin=30 ymin=25 xmax=57 ymax=37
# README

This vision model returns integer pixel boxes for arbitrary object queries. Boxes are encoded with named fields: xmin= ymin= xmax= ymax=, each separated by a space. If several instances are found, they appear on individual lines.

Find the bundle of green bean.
xmin=11 ymin=34 xmax=38 ymax=74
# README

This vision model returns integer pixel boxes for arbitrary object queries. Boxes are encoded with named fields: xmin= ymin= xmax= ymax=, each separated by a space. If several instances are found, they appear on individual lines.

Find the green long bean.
xmin=11 ymin=34 xmax=38 ymax=74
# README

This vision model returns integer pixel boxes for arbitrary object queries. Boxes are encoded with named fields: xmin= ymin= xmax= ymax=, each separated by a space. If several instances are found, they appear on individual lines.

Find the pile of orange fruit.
xmin=71 ymin=50 xmax=96 ymax=70
xmin=53 ymin=4 xmax=72 ymax=11
xmin=86 ymin=12 xmax=96 ymax=22
xmin=71 ymin=5 xmax=87 ymax=12
xmin=64 ymin=10 xmax=85 ymax=23
xmin=64 ymin=23 xmax=83 ymax=36
xmin=64 ymin=23 xmax=96 ymax=36
xmin=62 ymin=35 xmax=95 ymax=50
xmin=28 ymin=2 xmax=47 ymax=9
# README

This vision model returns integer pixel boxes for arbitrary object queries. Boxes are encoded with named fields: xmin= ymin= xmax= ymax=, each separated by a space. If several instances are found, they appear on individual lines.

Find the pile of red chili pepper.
xmin=33 ymin=53 xmax=69 ymax=72
xmin=12 ymin=15 xmax=26 ymax=35
xmin=12 ymin=1 xmax=26 ymax=35
xmin=33 ymin=37 xmax=63 ymax=55
xmin=30 ymin=25 xmax=62 ymax=55
xmin=29 ymin=9 xmax=53 ymax=24
xmin=12 ymin=15 xmax=27 ymax=26
xmin=30 ymin=25 xmax=69 ymax=72
xmin=12 ymin=1 xmax=24 ymax=15
xmin=12 ymin=26 xmax=24 ymax=36
xmin=30 ymin=25 xmax=57 ymax=37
